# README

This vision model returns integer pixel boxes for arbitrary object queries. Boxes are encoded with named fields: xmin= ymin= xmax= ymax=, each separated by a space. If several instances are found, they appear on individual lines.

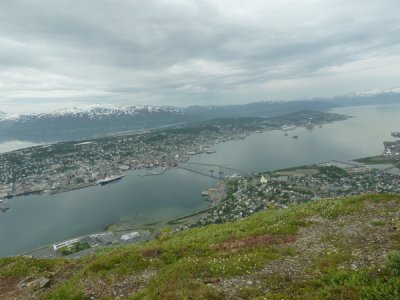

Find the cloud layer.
xmin=0 ymin=0 xmax=399 ymax=112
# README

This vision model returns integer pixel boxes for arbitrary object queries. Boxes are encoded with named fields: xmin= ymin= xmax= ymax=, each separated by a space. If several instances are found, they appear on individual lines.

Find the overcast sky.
xmin=0 ymin=0 xmax=399 ymax=113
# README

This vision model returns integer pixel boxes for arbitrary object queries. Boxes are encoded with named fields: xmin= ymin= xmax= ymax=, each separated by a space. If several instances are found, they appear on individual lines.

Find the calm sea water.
xmin=191 ymin=104 xmax=399 ymax=171
xmin=0 ymin=169 xmax=216 ymax=256
xmin=0 ymin=104 xmax=399 ymax=257
xmin=0 ymin=140 xmax=41 ymax=153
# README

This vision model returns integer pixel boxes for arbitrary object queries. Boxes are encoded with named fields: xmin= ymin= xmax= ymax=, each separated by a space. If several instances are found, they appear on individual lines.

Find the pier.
xmin=177 ymin=162 xmax=247 ymax=179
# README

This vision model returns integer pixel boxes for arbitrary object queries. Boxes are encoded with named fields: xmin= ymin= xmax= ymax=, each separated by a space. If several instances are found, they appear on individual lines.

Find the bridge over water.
xmin=177 ymin=162 xmax=248 ymax=179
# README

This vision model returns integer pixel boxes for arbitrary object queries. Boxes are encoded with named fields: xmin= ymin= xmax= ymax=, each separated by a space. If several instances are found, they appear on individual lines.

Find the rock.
xmin=39 ymin=277 xmax=51 ymax=288
xmin=17 ymin=276 xmax=50 ymax=289
xmin=27 ymin=277 xmax=50 ymax=289
xmin=17 ymin=276 xmax=34 ymax=288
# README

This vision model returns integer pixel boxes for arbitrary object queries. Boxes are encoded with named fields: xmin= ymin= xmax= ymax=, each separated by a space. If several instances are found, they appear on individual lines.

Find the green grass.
xmin=371 ymin=220 xmax=387 ymax=226
xmin=0 ymin=256 xmax=69 ymax=278
xmin=314 ymin=251 xmax=352 ymax=271
xmin=317 ymin=166 xmax=349 ymax=179
xmin=310 ymin=256 xmax=400 ymax=300
xmin=265 ymin=251 xmax=400 ymax=300
xmin=1 ymin=194 xmax=400 ymax=299
xmin=391 ymin=232 xmax=400 ymax=248
xmin=47 ymin=279 xmax=85 ymax=300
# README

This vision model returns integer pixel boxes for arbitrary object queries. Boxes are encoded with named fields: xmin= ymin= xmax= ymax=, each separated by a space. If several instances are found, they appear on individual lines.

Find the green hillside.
xmin=1 ymin=194 xmax=400 ymax=299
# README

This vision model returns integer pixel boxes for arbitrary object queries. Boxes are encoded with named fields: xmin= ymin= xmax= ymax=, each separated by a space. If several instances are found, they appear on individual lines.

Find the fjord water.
xmin=191 ymin=104 xmax=399 ymax=171
xmin=0 ymin=169 xmax=216 ymax=257
xmin=0 ymin=104 xmax=399 ymax=257
xmin=0 ymin=140 xmax=40 ymax=154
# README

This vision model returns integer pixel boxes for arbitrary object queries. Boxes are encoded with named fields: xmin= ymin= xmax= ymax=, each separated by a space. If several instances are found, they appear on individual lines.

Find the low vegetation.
xmin=317 ymin=165 xmax=349 ymax=179
xmin=1 ymin=194 xmax=400 ymax=299
xmin=354 ymin=156 xmax=394 ymax=164
xmin=58 ymin=242 xmax=91 ymax=256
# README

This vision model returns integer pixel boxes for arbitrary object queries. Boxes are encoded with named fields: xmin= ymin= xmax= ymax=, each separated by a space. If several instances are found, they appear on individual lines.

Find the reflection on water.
xmin=190 ymin=104 xmax=400 ymax=172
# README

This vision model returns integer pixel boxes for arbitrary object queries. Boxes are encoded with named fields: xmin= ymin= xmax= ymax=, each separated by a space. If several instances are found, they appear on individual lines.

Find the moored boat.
xmin=97 ymin=175 xmax=124 ymax=185
xmin=281 ymin=124 xmax=296 ymax=131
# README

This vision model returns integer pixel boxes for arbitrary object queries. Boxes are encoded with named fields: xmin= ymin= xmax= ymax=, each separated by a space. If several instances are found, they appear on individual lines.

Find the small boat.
xmin=292 ymin=135 xmax=298 ymax=139
xmin=281 ymin=125 xmax=296 ymax=131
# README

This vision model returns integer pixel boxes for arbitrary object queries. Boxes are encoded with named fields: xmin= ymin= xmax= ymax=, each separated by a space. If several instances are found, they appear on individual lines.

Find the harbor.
xmin=0 ymin=111 xmax=347 ymax=202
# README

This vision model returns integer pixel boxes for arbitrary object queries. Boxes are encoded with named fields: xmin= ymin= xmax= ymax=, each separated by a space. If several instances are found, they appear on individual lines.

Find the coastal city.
xmin=2 ymin=2 xmax=400 ymax=298
xmin=175 ymin=160 xmax=400 ymax=229
xmin=0 ymin=111 xmax=347 ymax=199
xmin=1 ymin=108 xmax=399 ymax=259
xmin=21 ymin=158 xmax=400 ymax=258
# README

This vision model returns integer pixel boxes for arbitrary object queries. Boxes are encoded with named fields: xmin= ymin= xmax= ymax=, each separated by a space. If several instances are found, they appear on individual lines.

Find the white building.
xmin=260 ymin=175 xmax=268 ymax=184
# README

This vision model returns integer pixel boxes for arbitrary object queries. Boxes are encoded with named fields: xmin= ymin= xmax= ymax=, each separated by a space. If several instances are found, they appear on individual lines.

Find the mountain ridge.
xmin=1 ymin=87 xmax=399 ymax=142
xmin=2 ymin=86 xmax=400 ymax=119
xmin=0 ymin=101 xmax=335 ymax=142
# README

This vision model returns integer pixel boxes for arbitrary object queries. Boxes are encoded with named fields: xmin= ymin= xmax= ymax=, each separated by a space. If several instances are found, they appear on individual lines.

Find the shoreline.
xmin=13 ymin=157 xmax=400 ymax=259
xmin=0 ymin=112 xmax=349 ymax=201
xmin=1 ymin=114 xmax=363 ymax=257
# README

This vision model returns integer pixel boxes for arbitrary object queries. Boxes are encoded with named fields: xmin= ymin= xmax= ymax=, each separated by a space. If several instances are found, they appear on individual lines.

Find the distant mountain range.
xmin=0 ymin=105 xmax=188 ymax=142
xmin=330 ymin=87 xmax=400 ymax=106
xmin=0 ymin=88 xmax=399 ymax=142
xmin=347 ymin=87 xmax=400 ymax=97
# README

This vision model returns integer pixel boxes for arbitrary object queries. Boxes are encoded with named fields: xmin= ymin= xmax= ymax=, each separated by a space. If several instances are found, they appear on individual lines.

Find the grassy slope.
xmin=1 ymin=194 xmax=400 ymax=299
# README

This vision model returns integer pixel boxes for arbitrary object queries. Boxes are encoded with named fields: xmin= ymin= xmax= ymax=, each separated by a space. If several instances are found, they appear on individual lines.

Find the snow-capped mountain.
xmin=0 ymin=111 xmax=20 ymax=122
xmin=0 ymin=105 xmax=188 ymax=142
xmin=2 ymin=104 xmax=182 ymax=121
xmin=48 ymin=104 xmax=182 ymax=118
xmin=347 ymin=88 xmax=400 ymax=98
xmin=330 ymin=87 xmax=400 ymax=106
xmin=1 ymin=87 xmax=398 ymax=143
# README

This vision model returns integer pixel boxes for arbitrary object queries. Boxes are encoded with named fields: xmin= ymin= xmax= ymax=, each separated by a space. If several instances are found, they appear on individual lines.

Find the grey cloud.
xmin=0 ymin=0 xmax=399 ymax=112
